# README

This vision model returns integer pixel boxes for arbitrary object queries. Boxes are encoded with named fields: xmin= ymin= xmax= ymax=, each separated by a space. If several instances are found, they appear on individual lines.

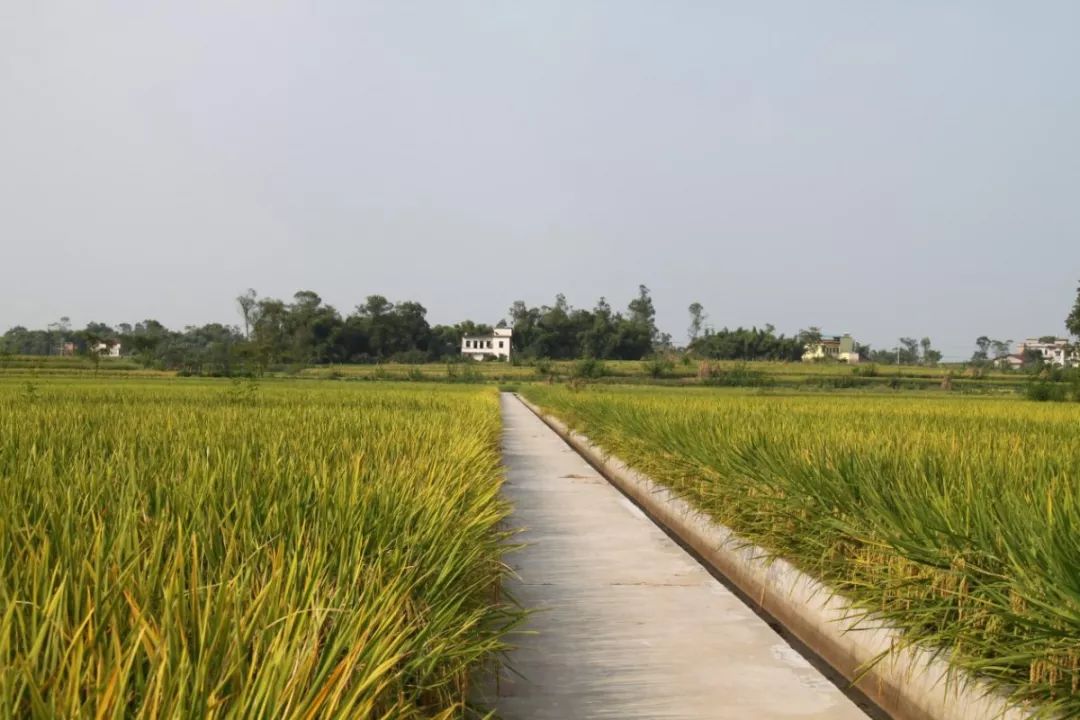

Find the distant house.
xmin=802 ymin=333 xmax=860 ymax=363
xmin=58 ymin=341 xmax=76 ymax=357
xmin=993 ymin=354 xmax=1025 ymax=371
xmin=1018 ymin=338 xmax=1077 ymax=367
xmin=461 ymin=328 xmax=512 ymax=361
xmin=93 ymin=340 xmax=122 ymax=358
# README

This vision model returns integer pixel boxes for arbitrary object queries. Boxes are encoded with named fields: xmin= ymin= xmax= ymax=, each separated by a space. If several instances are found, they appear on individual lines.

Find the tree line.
xmin=2 ymin=285 xmax=804 ymax=370
xmin=867 ymin=337 xmax=943 ymax=366
xmin=2 ymin=291 xmax=499 ymax=374
xmin=5 ymin=281 xmax=1078 ymax=374
xmin=0 ymin=286 xmax=666 ymax=374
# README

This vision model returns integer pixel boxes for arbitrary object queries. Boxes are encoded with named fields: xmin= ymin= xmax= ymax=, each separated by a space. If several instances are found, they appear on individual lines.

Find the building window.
xmin=498 ymin=341 xmax=504 ymax=348
xmin=465 ymin=340 xmax=471 ymax=348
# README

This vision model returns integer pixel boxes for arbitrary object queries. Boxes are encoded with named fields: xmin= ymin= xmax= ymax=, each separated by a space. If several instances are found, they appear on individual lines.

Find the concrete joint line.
xmin=514 ymin=394 xmax=1034 ymax=720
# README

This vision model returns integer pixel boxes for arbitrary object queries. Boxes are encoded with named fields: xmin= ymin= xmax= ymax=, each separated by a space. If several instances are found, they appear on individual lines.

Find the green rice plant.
xmin=0 ymin=378 xmax=519 ymax=718
xmin=522 ymin=385 xmax=1080 ymax=717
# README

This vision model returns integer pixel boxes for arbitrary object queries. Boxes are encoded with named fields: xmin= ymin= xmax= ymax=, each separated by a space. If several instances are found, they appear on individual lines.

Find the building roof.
xmin=1022 ymin=337 xmax=1070 ymax=346
xmin=462 ymin=328 xmax=512 ymax=340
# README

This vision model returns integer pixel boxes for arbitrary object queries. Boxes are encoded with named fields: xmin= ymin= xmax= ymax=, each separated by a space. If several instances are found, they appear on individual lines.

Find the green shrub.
xmin=642 ymin=355 xmax=674 ymax=379
xmin=572 ymin=357 xmax=608 ymax=379
xmin=1026 ymin=381 xmax=1067 ymax=402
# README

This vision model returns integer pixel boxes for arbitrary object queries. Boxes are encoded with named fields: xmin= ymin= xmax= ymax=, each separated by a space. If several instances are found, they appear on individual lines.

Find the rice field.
xmin=521 ymin=385 xmax=1080 ymax=717
xmin=0 ymin=378 xmax=518 ymax=718
xmin=296 ymin=359 xmax=1018 ymax=383
xmin=0 ymin=356 xmax=1030 ymax=395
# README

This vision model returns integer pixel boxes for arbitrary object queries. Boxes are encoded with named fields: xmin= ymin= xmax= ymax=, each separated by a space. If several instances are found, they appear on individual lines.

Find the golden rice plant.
xmin=523 ymin=385 xmax=1080 ymax=717
xmin=0 ymin=378 xmax=518 ymax=718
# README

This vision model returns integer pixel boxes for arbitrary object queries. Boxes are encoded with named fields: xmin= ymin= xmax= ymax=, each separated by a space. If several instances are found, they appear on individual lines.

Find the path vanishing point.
xmin=485 ymin=392 xmax=874 ymax=720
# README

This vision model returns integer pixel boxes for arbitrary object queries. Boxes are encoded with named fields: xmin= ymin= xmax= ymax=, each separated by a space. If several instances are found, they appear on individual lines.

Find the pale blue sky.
xmin=2 ymin=2 xmax=1078 ymax=358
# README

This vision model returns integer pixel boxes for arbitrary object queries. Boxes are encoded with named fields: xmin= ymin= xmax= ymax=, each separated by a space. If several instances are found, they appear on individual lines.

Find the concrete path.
xmin=488 ymin=393 xmax=871 ymax=720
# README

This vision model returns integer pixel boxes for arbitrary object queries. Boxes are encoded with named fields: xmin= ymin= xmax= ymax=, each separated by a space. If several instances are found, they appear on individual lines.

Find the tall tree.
xmin=990 ymin=339 xmax=1012 ymax=359
xmin=628 ymin=285 xmax=656 ymax=328
xmin=286 ymin=291 xmax=342 ymax=363
xmin=920 ymin=337 xmax=942 ymax=366
xmin=626 ymin=284 xmax=658 ymax=354
xmin=46 ymin=316 xmax=71 ymax=355
xmin=898 ymin=337 xmax=920 ymax=364
xmin=688 ymin=302 xmax=706 ymax=344
xmin=236 ymin=288 xmax=258 ymax=339
xmin=797 ymin=327 xmax=823 ymax=350
xmin=508 ymin=300 xmax=540 ymax=355
xmin=578 ymin=297 xmax=615 ymax=359
xmin=1067 ymin=280 xmax=1080 ymax=337
xmin=356 ymin=295 xmax=394 ymax=357
xmin=387 ymin=301 xmax=432 ymax=359
xmin=126 ymin=320 xmax=170 ymax=367
xmin=251 ymin=298 xmax=290 ymax=365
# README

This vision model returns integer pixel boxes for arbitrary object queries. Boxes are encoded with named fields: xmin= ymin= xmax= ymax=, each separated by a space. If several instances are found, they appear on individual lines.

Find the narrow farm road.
xmin=488 ymin=393 xmax=871 ymax=720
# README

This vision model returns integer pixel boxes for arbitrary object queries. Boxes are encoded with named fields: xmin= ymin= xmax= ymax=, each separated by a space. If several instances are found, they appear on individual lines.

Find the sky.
xmin=1 ymin=2 xmax=1078 ymax=360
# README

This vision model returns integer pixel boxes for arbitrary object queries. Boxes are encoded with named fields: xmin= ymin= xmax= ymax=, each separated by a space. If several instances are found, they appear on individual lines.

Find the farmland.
xmin=0 ymin=378 xmax=517 ymax=718
xmin=0 ymin=354 xmax=1037 ymax=394
xmin=5 ymin=368 xmax=1079 ymax=717
xmin=299 ymin=359 xmax=1025 ymax=392
xmin=520 ymin=385 xmax=1080 ymax=716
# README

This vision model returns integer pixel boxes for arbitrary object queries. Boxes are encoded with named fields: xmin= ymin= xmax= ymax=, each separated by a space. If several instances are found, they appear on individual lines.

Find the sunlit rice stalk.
xmin=0 ymin=378 xmax=519 ymax=718
xmin=522 ymin=384 xmax=1080 ymax=717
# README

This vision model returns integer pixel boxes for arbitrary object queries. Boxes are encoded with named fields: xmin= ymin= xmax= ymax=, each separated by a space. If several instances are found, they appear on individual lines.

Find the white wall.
xmin=93 ymin=342 xmax=121 ymax=358
xmin=461 ymin=332 xmax=511 ymax=360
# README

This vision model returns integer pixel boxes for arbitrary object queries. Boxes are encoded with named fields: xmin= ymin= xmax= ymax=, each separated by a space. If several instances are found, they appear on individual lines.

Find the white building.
xmin=802 ymin=333 xmax=860 ymax=363
xmin=462 ymin=327 xmax=512 ymax=361
xmin=1018 ymin=338 xmax=1078 ymax=367
xmin=93 ymin=341 xmax=122 ymax=358
xmin=993 ymin=354 xmax=1025 ymax=371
